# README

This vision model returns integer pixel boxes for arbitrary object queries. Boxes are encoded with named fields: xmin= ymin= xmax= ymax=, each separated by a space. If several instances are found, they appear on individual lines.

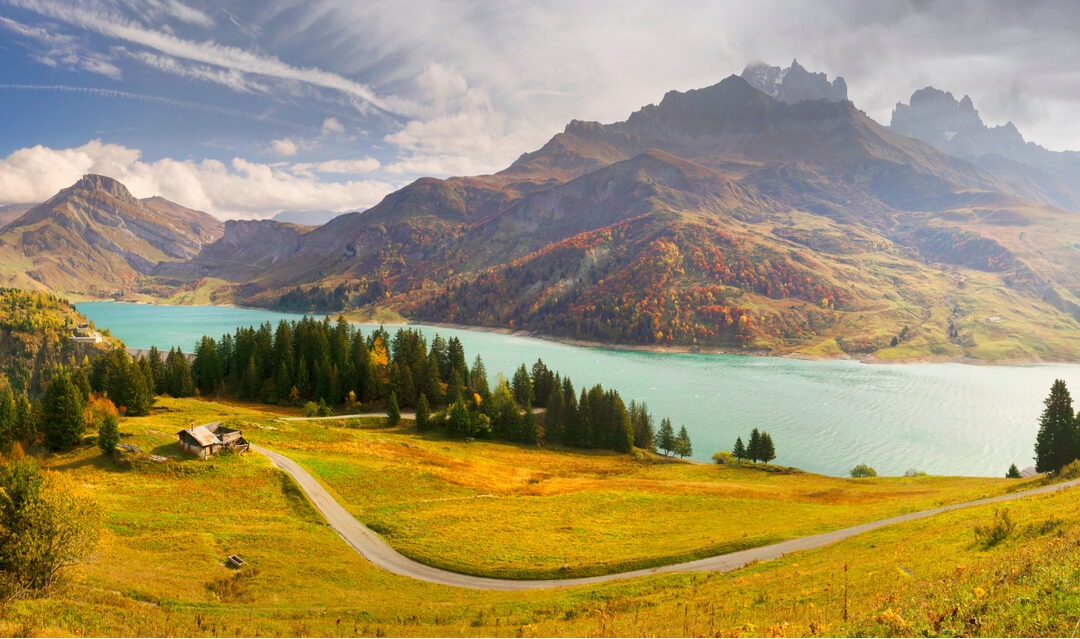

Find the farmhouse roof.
xmin=179 ymin=423 xmax=222 ymax=447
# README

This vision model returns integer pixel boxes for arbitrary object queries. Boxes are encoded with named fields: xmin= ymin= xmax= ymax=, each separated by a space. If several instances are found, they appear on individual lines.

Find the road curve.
xmin=254 ymin=445 xmax=1079 ymax=591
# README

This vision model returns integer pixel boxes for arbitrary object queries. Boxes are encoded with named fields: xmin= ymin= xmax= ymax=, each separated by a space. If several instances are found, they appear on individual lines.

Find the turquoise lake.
xmin=76 ymin=301 xmax=1080 ymax=478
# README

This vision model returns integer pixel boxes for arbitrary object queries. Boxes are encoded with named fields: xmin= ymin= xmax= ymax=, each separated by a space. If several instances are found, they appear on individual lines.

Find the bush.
xmin=302 ymin=401 xmax=319 ymax=417
xmin=974 ymin=508 xmax=1014 ymax=548
xmin=850 ymin=464 xmax=878 ymax=478
xmin=903 ymin=468 xmax=927 ymax=477
xmin=712 ymin=451 xmax=734 ymax=465
xmin=1059 ymin=459 xmax=1080 ymax=479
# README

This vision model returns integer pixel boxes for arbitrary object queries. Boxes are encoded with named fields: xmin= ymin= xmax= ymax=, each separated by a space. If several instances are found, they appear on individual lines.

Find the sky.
xmin=1 ymin=0 xmax=1079 ymax=219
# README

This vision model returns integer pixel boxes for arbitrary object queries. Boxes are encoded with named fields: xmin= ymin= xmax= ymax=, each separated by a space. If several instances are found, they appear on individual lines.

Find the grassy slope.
xmin=8 ymin=397 xmax=1076 ymax=637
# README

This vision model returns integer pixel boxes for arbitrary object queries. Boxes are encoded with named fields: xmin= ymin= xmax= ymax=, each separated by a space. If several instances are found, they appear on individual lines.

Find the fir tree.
xmin=146 ymin=346 xmax=165 ymax=394
xmin=42 ymin=370 xmax=86 ymax=451
xmin=748 ymin=428 xmax=762 ymax=463
xmin=732 ymin=436 xmax=746 ymax=461
xmin=386 ymin=391 xmax=401 ymax=426
xmin=511 ymin=364 xmax=533 ymax=406
xmin=415 ymin=393 xmax=430 ymax=431
xmin=630 ymin=401 xmax=655 ymax=451
xmin=97 ymin=414 xmax=119 ymax=455
xmin=470 ymin=355 xmax=490 ymax=401
xmin=675 ymin=425 xmax=693 ymax=458
xmin=1034 ymin=379 xmax=1079 ymax=473
xmin=1006 ymin=463 xmax=1021 ymax=479
xmin=447 ymin=400 xmax=471 ymax=438
xmin=658 ymin=418 xmax=675 ymax=455
xmin=759 ymin=431 xmax=776 ymax=464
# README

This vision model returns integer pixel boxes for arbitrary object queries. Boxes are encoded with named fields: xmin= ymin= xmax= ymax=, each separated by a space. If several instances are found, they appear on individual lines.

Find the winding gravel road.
xmin=254 ymin=445 xmax=1079 ymax=591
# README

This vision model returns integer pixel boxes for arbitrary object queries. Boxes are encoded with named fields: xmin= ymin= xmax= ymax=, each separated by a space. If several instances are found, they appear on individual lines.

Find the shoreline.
xmin=413 ymin=320 xmax=1057 ymax=367
xmin=77 ymin=298 xmax=1066 ymax=367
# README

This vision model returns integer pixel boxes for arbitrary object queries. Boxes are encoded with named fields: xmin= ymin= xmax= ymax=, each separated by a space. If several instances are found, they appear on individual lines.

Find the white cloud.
xmin=0 ymin=140 xmax=395 ymax=218
xmin=9 ymin=0 xmax=407 ymax=114
xmin=383 ymin=63 xmax=548 ymax=176
xmin=289 ymin=157 xmax=381 ymax=178
xmin=0 ymin=14 xmax=122 ymax=80
xmin=321 ymin=117 xmax=345 ymax=134
xmin=270 ymin=138 xmax=299 ymax=157
xmin=124 ymin=49 xmax=268 ymax=93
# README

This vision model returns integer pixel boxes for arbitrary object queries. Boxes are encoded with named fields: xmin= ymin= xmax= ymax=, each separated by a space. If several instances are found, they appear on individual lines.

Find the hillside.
xmin=0 ymin=288 xmax=114 ymax=394
xmin=167 ymin=74 xmax=1080 ymax=361
xmin=11 ymin=395 xmax=1078 ymax=637
xmin=0 ymin=175 xmax=223 ymax=297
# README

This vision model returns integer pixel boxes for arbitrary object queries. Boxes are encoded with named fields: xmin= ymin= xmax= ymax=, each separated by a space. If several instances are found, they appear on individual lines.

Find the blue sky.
xmin=1 ymin=0 xmax=1079 ymax=219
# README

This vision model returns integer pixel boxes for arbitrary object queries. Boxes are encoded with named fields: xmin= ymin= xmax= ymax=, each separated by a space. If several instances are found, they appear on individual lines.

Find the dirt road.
xmin=254 ymin=445 xmax=1079 ymax=591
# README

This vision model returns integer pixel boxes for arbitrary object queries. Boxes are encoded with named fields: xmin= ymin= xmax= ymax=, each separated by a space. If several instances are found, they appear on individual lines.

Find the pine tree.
xmin=448 ymin=400 xmax=471 ymax=438
xmin=511 ymin=364 xmax=533 ymax=406
xmin=97 ymin=414 xmax=119 ymax=455
xmin=1034 ymin=379 xmax=1079 ymax=473
xmin=470 ymin=355 xmax=490 ymax=401
xmin=630 ymin=401 xmax=655 ymax=451
xmin=42 ymin=370 xmax=86 ymax=451
xmin=748 ymin=428 xmax=762 ymax=463
xmin=658 ymin=418 xmax=675 ymax=455
xmin=732 ymin=436 xmax=746 ymax=461
xmin=386 ymin=391 xmax=401 ymax=426
xmin=543 ymin=383 xmax=564 ymax=444
xmin=415 ymin=393 xmax=430 ymax=431
xmin=1006 ymin=463 xmax=1021 ymax=479
xmin=146 ymin=346 xmax=165 ymax=394
xmin=675 ymin=425 xmax=693 ymax=458
xmin=759 ymin=431 xmax=777 ymax=464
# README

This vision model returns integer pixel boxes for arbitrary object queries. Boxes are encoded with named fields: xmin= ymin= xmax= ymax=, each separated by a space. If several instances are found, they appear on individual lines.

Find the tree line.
xmin=156 ymin=317 xmax=695 ymax=457
xmin=731 ymin=427 xmax=776 ymax=464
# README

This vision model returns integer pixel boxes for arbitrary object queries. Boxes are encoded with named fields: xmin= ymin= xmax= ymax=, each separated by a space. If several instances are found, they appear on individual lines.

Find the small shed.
xmin=1019 ymin=466 xmax=1039 ymax=478
xmin=177 ymin=422 xmax=250 ymax=457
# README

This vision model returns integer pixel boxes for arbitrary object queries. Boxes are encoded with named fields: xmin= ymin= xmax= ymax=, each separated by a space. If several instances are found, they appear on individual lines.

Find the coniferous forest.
xmin=170 ymin=317 xmax=685 ymax=455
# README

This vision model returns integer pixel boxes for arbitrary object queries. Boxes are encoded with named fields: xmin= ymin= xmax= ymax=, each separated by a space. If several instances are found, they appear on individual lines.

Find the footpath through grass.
xmin=7 ymin=395 xmax=1074 ymax=637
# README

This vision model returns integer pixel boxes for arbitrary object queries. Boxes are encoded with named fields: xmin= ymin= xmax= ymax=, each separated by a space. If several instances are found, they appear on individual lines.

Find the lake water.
xmin=76 ymin=301 xmax=1080 ymax=477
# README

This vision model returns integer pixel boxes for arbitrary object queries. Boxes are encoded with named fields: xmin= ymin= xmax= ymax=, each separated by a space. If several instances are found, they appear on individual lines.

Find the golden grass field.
xmin=5 ymin=396 xmax=1077 ymax=637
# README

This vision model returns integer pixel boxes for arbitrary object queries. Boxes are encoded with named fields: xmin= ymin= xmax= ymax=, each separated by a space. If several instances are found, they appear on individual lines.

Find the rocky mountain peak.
xmin=69 ymin=174 xmax=139 ymax=206
xmin=741 ymin=59 xmax=848 ymax=104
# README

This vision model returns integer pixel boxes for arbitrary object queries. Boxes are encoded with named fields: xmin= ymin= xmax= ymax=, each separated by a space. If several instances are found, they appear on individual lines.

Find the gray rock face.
xmin=741 ymin=59 xmax=848 ymax=104
xmin=890 ymin=87 xmax=1080 ymax=211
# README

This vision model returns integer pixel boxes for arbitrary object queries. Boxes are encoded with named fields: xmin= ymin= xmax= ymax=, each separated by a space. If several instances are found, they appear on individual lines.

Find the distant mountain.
xmin=741 ymin=59 xmax=848 ymax=104
xmin=0 ymin=204 xmax=30 ymax=229
xmin=0 ymin=174 xmax=223 ymax=295
xmin=155 ymin=218 xmax=313 ymax=283
xmin=271 ymin=209 xmax=344 ymax=226
xmin=890 ymin=87 xmax=1080 ymax=210
xmin=174 ymin=74 xmax=1080 ymax=360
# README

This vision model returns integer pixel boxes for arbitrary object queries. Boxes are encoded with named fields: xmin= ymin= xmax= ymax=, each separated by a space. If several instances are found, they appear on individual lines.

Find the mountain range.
xmin=8 ymin=64 xmax=1080 ymax=361
xmin=0 ymin=174 xmax=222 ymax=296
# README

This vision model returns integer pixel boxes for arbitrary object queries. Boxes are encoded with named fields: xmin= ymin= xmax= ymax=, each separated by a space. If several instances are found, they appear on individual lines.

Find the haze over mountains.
xmin=9 ymin=62 xmax=1080 ymax=360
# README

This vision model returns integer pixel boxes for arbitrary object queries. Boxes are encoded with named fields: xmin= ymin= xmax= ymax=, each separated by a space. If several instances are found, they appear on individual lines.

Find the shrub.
xmin=850 ymin=464 xmax=877 ymax=478
xmin=1059 ymin=459 xmax=1080 ymax=480
xmin=974 ymin=508 xmax=1014 ymax=548
xmin=903 ymin=468 xmax=927 ymax=477
xmin=712 ymin=451 xmax=734 ymax=465
xmin=302 ymin=401 xmax=319 ymax=417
